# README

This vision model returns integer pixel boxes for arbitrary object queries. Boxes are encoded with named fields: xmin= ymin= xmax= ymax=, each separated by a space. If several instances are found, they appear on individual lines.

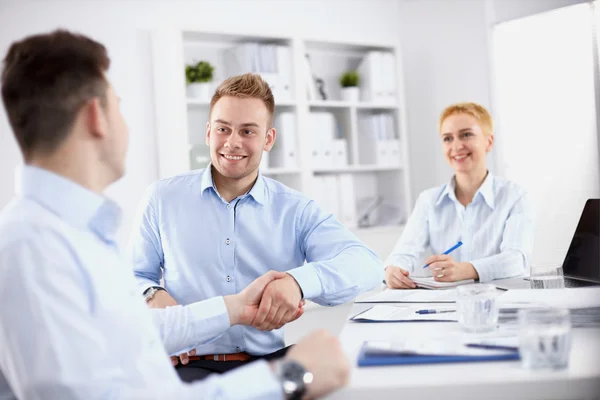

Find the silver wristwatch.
xmin=143 ymin=286 xmax=165 ymax=302
xmin=273 ymin=360 xmax=313 ymax=400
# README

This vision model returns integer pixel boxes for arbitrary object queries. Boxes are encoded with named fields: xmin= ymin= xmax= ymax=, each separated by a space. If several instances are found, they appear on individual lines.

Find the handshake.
xmin=148 ymin=270 xmax=307 ymax=363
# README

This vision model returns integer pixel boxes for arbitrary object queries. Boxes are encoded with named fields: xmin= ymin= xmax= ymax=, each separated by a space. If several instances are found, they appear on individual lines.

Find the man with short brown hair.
xmin=131 ymin=73 xmax=383 ymax=381
xmin=0 ymin=29 xmax=350 ymax=400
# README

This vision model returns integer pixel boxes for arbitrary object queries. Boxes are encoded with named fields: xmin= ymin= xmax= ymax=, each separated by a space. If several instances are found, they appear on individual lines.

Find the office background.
xmin=0 ymin=0 xmax=598 ymax=269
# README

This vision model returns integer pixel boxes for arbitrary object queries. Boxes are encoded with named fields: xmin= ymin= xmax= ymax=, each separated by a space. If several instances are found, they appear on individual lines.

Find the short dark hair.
xmin=1 ymin=29 xmax=110 ymax=161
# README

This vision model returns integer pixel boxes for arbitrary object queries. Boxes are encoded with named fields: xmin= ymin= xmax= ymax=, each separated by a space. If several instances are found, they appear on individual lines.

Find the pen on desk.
xmin=414 ymin=309 xmax=456 ymax=315
xmin=422 ymin=241 xmax=463 ymax=268
xmin=466 ymin=343 xmax=519 ymax=352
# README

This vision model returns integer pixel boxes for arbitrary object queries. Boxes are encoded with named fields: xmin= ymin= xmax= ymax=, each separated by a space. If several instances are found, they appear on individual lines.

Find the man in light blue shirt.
xmin=0 ymin=29 xmax=349 ymax=400
xmin=130 ymin=73 xmax=383 ymax=380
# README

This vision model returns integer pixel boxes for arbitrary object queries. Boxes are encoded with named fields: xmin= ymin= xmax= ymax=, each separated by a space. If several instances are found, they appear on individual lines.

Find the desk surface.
xmin=326 ymin=288 xmax=600 ymax=400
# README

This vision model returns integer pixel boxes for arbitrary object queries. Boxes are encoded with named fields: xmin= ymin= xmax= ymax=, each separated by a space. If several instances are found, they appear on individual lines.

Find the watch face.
xmin=280 ymin=360 xmax=312 ymax=399
xmin=283 ymin=361 xmax=306 ymax=382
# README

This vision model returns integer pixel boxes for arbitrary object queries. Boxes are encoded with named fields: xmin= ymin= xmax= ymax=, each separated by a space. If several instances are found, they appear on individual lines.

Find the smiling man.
xmin=130 ymin=73 xmax=383 ymax=382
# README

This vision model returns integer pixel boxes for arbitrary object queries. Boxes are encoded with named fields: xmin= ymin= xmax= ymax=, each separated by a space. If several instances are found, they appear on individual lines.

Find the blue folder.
xmin=357 ymin=342 xmax=520 ymax=367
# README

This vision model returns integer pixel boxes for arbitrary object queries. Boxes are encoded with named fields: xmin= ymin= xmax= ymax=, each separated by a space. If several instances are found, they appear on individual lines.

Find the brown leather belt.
xmin=188 ymin=352 xmax=251 ymax=362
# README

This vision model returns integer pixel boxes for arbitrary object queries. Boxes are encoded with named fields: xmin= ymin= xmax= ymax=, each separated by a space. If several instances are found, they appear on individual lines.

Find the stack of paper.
xmin=355 ymin=288 xmax=458 ymax=303
xmin=411 ymin=277 xmax=474 ymax=290
xmin=351 ymin=305 xmax=457 ymax=322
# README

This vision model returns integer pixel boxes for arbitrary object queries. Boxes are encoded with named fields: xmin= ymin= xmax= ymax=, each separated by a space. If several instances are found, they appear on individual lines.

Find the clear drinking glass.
xmin=518 ymin=308 xmax=572 ymax=370
xmin=529 ymin=266 xmax=565 ymax=289
xmin=456 ymin=283 xmax=499 ymax=333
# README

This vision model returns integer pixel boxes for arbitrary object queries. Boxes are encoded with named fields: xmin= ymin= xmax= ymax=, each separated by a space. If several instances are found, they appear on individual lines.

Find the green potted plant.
xmin=185 ymin=61 xmax=214 ymax=100
xmin=339 ymin=71 xmax=360 ymax=102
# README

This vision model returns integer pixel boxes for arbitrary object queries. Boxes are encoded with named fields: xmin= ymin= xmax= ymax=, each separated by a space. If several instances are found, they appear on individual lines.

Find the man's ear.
xmin=205 ymin=121 xmax=211 ymax=146
xmin=86 ymin=97 xmax=107 ymax=139
xmin=264 ymin=127 xmax=276 ymax=152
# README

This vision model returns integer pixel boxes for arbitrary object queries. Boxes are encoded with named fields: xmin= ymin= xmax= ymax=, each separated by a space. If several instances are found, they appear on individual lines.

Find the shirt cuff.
xmin=187 ymin=296 xmax=231 ymax=329
xmin=470 ymin=259 xmax=494 ymax=282
xmin=287 ymin=264 xmax=322 ymax=300
xmin=136 ymin=277 xmax=162 ymax=297
xmin=219 ymin=360 xmax=283 ymax=400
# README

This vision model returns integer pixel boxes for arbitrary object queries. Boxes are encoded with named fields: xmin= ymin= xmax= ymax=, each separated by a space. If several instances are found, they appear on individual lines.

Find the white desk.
xmin=326 ymin=294 xmax=600 ymax=399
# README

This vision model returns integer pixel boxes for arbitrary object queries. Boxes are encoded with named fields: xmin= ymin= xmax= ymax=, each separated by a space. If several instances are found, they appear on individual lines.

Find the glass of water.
xmin=518 ymin=308 xmax=572 ymax=370
xmin=530 ymin=266 xmax=565 ymax=289
xmin=456 ymin=284 xmax=499 ymax=333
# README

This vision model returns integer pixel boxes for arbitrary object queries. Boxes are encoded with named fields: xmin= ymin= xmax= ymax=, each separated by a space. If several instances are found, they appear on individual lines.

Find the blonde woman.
xmin=385 ymin=102 xmax=534 ymax=289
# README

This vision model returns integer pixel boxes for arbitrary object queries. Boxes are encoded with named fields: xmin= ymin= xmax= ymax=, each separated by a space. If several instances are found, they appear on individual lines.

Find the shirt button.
xmin=226 ymin=275 xmax=231 ymax=282
xmin=227 ymin=204 xmax=232 ymax=209
xmin=226 ymin=238 xmax=231 ymax=245
xmin=236 ymin=346 xmax=241 ymax=351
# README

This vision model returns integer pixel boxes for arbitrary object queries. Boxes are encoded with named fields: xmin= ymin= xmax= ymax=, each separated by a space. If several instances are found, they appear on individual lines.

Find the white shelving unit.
xmin=151 ymin=28 xmax=413 ymax=239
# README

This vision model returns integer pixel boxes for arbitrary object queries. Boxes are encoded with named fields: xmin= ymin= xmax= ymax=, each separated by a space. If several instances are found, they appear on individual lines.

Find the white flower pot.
xmin=187 ymin=82 xmax=212 ymax=100
xmin=341 ymin=87 xmax=360 ymax=103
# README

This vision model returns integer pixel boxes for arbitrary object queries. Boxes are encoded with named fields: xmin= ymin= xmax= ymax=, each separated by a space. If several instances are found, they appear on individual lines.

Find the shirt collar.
xmin=435 ymin=172 xmax=495 ymax=210
xmin=16 ymin=165 xmax=122 ymax=243
xmin=200 ymin=165 xmax=266 ymax=206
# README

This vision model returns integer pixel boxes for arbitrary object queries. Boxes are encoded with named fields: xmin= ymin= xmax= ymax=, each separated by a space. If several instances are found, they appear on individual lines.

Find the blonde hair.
xmin=438 ymin=102 xmax=494 ymax=136
xmin=209 ymin=73 xmax=275 ymax=127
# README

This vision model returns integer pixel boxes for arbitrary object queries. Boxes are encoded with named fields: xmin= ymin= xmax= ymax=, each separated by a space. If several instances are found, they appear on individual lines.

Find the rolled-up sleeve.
xmin=129 ymin=183 xmax=164 ymax=294
xmin=286 ymin=200 xmax=383 ymax=306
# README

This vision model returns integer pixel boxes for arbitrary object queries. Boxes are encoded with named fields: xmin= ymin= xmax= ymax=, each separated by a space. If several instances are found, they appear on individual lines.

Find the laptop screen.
xmin=561 ymin=199 xmax=600 ymax=281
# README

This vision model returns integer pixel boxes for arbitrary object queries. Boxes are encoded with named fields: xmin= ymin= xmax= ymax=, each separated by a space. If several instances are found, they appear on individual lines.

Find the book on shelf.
xmin=224 ymin=42 xmax=293 ymax=102
xmin=270 ymin=112 xmax=297 ymax=168
xmin=357 ymin=51 xmax=397 ymax=103
xmin=357 ymin=113 xmax=402 ymax=167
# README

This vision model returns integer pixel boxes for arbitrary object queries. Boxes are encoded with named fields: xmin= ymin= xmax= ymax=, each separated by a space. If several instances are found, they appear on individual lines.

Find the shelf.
xmin=313 ymin=165 xmax=402 ymax=174
xmin=309 ymin=100 xmax=397 ymax=110
xmin=261 ymin=168 xmax=302 ymax=175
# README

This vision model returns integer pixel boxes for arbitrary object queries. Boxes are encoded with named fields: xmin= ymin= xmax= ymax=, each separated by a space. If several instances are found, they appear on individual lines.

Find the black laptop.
xmin=560 ymin=199 xmax=600 ymax=287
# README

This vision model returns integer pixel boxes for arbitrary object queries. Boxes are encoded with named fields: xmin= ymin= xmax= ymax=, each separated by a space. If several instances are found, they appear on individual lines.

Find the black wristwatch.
xmin=273 ymin=360 xmax=313 ymax=400
xmin=143 ymin=286 xmax=166 ymax=302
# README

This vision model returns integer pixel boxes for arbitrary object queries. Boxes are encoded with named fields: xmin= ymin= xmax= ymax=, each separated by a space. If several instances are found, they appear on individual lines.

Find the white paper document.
xmin=355 ymin=288 xmax=458 ymax=303
xmin=497 ymin=287 xmax=600 ymax=309
xmin=351 ymin=305 xmax=458 ymax=322
xmin=363 ymin=338 xmax=513 ymax=357
xmin=411 ymin=276 xmax=474 ymax=289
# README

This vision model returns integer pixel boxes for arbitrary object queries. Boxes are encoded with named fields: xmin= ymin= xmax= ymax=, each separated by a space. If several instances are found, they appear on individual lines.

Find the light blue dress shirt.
xmin=385 ymin=173 xmax=535 ymax=282
xmin=130 ymin=167 xmax=383 ymax=355
xmin=0 ymin=166 xmax=282 ymax=400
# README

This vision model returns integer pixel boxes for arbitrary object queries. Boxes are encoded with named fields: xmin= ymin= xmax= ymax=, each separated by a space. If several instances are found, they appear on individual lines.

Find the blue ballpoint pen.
xmin=423 ymin=241 xmax=463 ymax=268
xmin=415 ymin=309 xmax=456 ymax=315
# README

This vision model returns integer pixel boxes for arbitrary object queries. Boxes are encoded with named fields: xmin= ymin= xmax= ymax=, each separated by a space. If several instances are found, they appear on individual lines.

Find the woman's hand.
xmin=384 ymin=266 xmax=417 ymax=289
xmin=426 ymin=255 xmax=479 ymax=282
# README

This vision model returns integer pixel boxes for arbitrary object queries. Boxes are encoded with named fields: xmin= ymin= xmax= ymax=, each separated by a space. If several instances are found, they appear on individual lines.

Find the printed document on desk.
xmin=355 ymin=288 xmax=458 ymax=303
xmin=411 ymin=276 xmax=474 ymax=289
xmin=351 ymin=305 xmax=458 ymax=322
xmin=358 ymin=338 xmax=519 ymax=367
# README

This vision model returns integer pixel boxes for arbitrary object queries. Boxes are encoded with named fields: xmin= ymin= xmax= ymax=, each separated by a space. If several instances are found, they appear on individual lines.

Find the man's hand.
xmin=279 ymin=330 xmax=349 ymax=399
xmin=146 ymin=289 xmax=178 ymax=309
xmin=145 ymin=289 xmax=192 ymax=366
xmin=252 ymin=273 xmax=304 ymax=331
xmin=426 ymin=255 xmax=479 ymax=282
xmin=384 ymin=266 xmax=416 ymax=289
xmin=224 ymin=270 xmax=303 ymax=327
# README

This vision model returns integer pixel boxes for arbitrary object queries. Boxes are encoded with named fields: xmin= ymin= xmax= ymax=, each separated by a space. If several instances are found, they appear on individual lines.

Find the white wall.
xmin=397 ymin=0 xmax=495 ymax=198
xmin=0 ymin=0 xmax=404 ymax=246
xmin=492 ymin=0 xmax=590 ymax=23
